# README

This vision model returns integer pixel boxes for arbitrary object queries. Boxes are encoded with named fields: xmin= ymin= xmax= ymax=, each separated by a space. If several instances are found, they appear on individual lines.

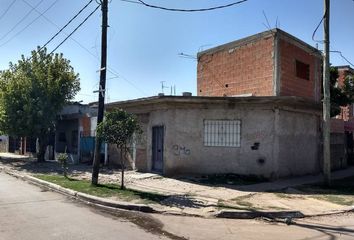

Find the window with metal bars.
xmin=203 ymin=120 xmax=241 ymax=147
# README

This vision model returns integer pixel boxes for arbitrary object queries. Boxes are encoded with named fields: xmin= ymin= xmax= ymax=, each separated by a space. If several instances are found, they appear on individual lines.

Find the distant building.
xmin=55 ymin=103 xmax=97 ymax=163
xmin=334 ymin=65 xmax=354 ymax=122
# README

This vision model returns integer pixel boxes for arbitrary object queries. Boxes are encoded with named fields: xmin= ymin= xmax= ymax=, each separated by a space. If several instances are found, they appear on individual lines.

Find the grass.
xmin=217 ymin=200 xmax=263 ymax=211
xmin=193 ymin=173 xmax=267 ymax=186
xmin=217 ymin=194 xmax=263 ymax=211
xmin=273 ymin=192 xmax=293 ymax=199
xmin=296 ymin=176 xmax=354 ymax=196
xmin=293 ymin=175 xmax=354 ymax=206
xmin=35 ymin=174 xmax=168 ymax=204
xmin=312 ymin=195 xmax=354 ymax=206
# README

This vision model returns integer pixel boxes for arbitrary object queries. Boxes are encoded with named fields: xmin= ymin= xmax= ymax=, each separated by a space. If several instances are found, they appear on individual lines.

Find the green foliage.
xmin=96 ymin=109 xmax=142 ymax=189
xmin=96 ymin=109 xmax=142 ymax=148
xmin=35 ymin=174 xmax=168 ymax=204
xmin=57 ymin=153 xmax=69 ymax=178
xmin=330 ymin=67 xmax=354 ymax=117
xmin=0 ymin=47 xmax=80 ymax=160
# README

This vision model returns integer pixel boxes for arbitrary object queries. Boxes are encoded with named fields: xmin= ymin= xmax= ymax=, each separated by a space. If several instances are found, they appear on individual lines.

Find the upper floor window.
xmin=296 ymin=60 xmax=310 ymax=80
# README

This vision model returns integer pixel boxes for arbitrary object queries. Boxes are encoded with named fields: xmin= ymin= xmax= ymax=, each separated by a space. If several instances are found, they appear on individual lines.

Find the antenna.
xmin=262 ymin=10 xmax=272 ymax=30
xmin=178 ymin=52 xmax=197 ymax=60
xmin=160 ymin=81 xmax=169 ymax=94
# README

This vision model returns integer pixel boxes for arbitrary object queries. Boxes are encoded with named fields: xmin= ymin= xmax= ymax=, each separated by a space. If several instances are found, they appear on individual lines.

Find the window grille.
xmin=203 ymin=120 xmax=241 ymax=147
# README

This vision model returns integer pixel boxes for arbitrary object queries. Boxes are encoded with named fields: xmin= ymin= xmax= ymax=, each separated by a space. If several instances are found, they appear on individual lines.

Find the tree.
xmin=0 ymin=48 xmax=80 ymax=161
xmin=96 ymin=109 xmax=142 ymax=189
xmin=330 ymin=67 xmax=354 ymax=117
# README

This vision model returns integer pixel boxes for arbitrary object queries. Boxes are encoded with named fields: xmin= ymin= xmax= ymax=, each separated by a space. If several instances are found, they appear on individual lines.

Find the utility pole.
xmin=323 ymin=0 xmax=331 ymax=186
xmin=92 ymin=0 xmax=108 ymax=185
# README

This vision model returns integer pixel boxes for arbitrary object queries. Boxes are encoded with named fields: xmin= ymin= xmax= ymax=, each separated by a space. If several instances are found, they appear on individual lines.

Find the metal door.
xmin=152 ymin=126 xmax=164 ymax=172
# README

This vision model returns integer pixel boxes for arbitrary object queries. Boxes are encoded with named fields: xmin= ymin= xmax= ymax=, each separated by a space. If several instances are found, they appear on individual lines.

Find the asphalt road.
xmin=1 ymin=170 xmax=354 ymax=240
xmin=0 ymin=171 xmax=171 ymax=240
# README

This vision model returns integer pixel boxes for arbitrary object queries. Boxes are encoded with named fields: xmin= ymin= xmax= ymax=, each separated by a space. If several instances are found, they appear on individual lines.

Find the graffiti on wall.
xmin=172 ymin=145 xmax=191 ymax=156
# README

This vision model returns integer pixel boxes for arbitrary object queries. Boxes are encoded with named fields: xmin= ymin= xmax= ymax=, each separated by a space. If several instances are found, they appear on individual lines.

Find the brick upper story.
xmin=197 ymin=28 xmax=323 ymax=102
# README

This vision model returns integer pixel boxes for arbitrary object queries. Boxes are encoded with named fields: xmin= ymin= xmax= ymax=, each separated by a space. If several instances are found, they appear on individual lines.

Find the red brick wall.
xmin=279 ymin=38 xmax=321 ymax=101
xmin=80 ymin=116 xmax=91 ymax=135
xmin=197 ymin=36 xmax=274 ymax=97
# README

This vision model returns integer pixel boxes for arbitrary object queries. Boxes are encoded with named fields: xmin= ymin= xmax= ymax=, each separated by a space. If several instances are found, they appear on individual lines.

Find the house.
xmin=334 ymin=65 xmax=354 ymax=122
xmin=55 ymin=103 xmax=97 ymax=163
xmin=0 ymin=135 xmax=8 ymax=152
xmin=5 ymin=136 xmax=38 ymax=156
xmin=331 ymin=65 xmax=354 ymax=166
xmin=105 ymin=95 xmax=322 ymax=179
xmin=104 ymin=29 xmax=351 ymax=178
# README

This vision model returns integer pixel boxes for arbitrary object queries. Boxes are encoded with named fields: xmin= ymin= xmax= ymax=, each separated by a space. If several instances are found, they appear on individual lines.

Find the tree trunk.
xmin=37 ymin=136 xmax=47 ymax=162
xmin=120 ymin=145 xmax=125 ymax=190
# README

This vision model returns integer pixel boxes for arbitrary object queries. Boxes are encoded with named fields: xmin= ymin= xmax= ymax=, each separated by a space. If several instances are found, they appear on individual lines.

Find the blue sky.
xmin=0 ymin=0 xmax=353 ymax=103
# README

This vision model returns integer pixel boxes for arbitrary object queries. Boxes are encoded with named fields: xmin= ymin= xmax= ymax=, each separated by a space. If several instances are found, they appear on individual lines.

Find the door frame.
xmin=151 ymin=125 xmax=164 ymax=173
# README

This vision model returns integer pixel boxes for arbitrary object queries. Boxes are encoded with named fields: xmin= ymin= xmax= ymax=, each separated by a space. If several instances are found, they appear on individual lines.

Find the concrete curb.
xmin=0 ymin=166 xmax=159 ymax=214
xmin=215 ymin=210 xmax=305 ymax=219
xmin=1 ymin=165 xmax=354 ymax=220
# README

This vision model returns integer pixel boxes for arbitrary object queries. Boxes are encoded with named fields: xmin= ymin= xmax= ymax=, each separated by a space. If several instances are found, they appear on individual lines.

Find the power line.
xmin=18 ymin=0 xmax=148 ymax=96
xmin=122 ymin=0 xmax=248 ymax=12
xmin=106 ymin=68 xmax=149 ymax=95
xmin=49 ymin=4 xmax=101 ymax=54
xmin=0 ymin=0 xmax=60 ymax=48
xmin=331 ymin=50 xmax=354 ymax=68
xmin=22 ymin=0 xmax=99 ymax=59
xmin=39 ymin=0 xmax=94 ymax=51
xmin=312 ymin=12 xmax=326 ymax=43
xmin=0 ymin=0 xmax=18 ymax=22
xmin=0 ymin=0 xmax=44 ymax=42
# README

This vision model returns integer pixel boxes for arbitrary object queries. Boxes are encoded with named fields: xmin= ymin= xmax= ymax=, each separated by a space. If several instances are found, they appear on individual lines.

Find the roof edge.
xmin=197 ymin=28 xmax=322 ymax=58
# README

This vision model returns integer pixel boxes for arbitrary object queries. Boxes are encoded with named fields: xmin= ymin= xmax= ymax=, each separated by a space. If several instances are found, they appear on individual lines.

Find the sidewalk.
xmin=1 ymin=152 xmax=354 ymax=218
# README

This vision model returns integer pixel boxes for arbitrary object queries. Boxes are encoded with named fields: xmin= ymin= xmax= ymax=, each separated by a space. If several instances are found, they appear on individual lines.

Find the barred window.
xmin=203 ymin=120 xmax=241 ymax=147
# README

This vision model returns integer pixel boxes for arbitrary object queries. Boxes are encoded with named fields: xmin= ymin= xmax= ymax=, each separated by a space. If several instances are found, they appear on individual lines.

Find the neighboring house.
xmin=334 ymin=65 xmax=354 ymax=122
xmin=6 ymin=136 xmax=38 ymax=156
xmin=197 ymin=28 xmax=322 ymax=102
xmin=106 ymin=95 xmax=322 ymax=179
xmin=55 ymin=103 xmax=97 ymax=163
xmin=332 ymin=65 xmax=354 ymax=166
xmin=0 ymin=135 xmax=9 ymax=152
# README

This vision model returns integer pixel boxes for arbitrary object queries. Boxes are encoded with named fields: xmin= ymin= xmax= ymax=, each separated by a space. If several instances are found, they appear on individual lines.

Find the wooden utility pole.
xmin=323 ymin=0 xmax=331 ymax=186
xmin=92 ymin=0 xmax=108 ymax=185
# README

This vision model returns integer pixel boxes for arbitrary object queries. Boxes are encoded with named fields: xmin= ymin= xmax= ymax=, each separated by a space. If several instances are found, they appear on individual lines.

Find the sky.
xmin=0 ymin=0 xmax=353 ymax=104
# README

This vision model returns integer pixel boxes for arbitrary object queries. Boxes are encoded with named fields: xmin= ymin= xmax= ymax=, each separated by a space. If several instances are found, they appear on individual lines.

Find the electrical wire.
xmin=0 ymin=0 xmax=18 ymax=22
xmin=39 ymin=0 xmax=94 ymax=51
xmin=106 ymin=68 xmax=149 ymax=96
xmin=14 ymin=0 xmax=149 ymax=96
xmin=0 ymin=0 xmax=44 ymax=42
xmin=312 ymin=12 xmax=326 ymax=43
xmin=331 ymin=50 xmax=354 ymax=68
xmin=0 ymin=0 xmax=60 ymax=48
xmin=49 ymin=4 xmax=101 ymax=54
xmin=123 ymin=0 xmax=248 ymax=12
